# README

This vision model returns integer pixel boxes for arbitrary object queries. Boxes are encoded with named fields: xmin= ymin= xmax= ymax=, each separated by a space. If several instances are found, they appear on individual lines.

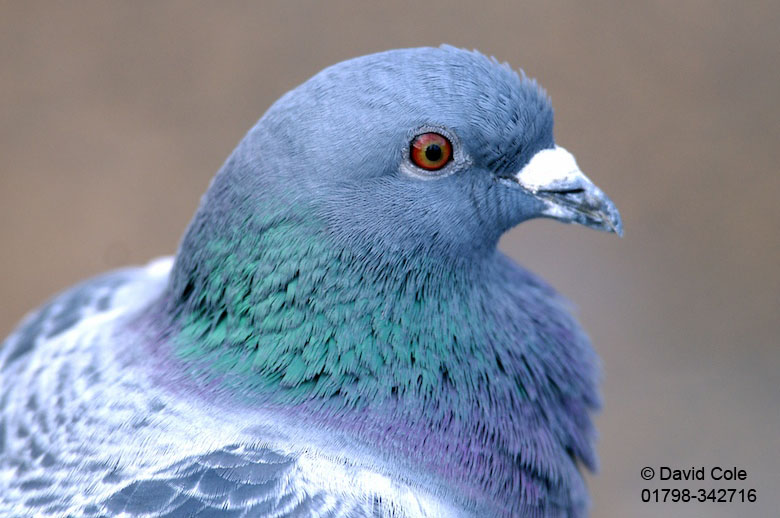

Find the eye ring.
xmin=410 ymin=132 xmax=452 ymax=171
xmin=401 ymin=125 xmax=468 ymax=180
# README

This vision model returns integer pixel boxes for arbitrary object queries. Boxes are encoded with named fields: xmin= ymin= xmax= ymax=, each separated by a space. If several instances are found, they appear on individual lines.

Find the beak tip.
xmin=602 ymin=200 xmax=623 ymax=237
xmin=615 ymin=223 xmax=624 ymax=238
xmin=609 ymin=209 xmax=624 ymax=237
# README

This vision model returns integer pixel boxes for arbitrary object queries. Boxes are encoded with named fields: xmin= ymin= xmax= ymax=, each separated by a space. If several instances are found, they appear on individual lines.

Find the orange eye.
xmin=410 ymin=132 xmax=452 ymax=171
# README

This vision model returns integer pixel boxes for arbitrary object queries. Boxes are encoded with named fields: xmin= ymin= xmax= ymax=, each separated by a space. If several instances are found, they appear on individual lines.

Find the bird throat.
xmin=165 ymin=210 xmax=491 ymax=407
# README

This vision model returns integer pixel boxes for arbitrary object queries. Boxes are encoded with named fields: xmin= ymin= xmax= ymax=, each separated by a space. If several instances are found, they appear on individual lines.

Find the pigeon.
xmin=0 ymin=46 xmax=622 ymax=517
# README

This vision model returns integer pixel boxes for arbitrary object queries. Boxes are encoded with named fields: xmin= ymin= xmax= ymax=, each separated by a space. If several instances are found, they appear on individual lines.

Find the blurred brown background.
xmin=1 ymin=2 xmax=778 ymax=516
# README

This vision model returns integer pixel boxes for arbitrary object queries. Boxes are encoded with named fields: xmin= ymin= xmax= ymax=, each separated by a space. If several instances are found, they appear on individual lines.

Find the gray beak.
xmin=513 ymin=146 xmax=623 ymax=236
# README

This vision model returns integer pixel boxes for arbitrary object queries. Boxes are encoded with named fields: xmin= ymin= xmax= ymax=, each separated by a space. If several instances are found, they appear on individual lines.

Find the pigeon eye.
xmin=410 ymin=132 xmax=452 ymax=171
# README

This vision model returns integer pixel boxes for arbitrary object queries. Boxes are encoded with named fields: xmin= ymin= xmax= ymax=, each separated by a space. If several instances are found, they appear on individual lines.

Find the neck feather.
xmin=159 ymin=195 xmax=599 ymax=513
xmin=166 ymin=203 xmax=496 ymax=404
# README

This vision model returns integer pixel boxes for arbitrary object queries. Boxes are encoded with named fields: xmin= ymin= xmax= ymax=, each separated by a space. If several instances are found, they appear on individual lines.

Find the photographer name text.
xmin=644 ymin=466 xmax=746 ymax=481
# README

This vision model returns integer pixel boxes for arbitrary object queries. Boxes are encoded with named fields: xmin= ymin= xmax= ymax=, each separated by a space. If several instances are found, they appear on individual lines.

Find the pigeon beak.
xmin=512 ymin=146 xmax=623 ymax=236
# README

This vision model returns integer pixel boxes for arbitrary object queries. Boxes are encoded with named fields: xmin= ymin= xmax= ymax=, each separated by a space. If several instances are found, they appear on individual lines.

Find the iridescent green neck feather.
xmin=167 ymin=201 xmax=497 ymax=405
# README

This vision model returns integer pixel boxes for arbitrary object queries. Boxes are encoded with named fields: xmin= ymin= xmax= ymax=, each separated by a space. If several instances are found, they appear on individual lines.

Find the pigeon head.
xmin=197 ymin=46 xmax=621 ymax=267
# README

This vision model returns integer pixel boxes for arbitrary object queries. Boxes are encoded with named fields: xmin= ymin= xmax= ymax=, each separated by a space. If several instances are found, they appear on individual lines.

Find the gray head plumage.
xmin=178 ymin=45 xmax=620 ymax=274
